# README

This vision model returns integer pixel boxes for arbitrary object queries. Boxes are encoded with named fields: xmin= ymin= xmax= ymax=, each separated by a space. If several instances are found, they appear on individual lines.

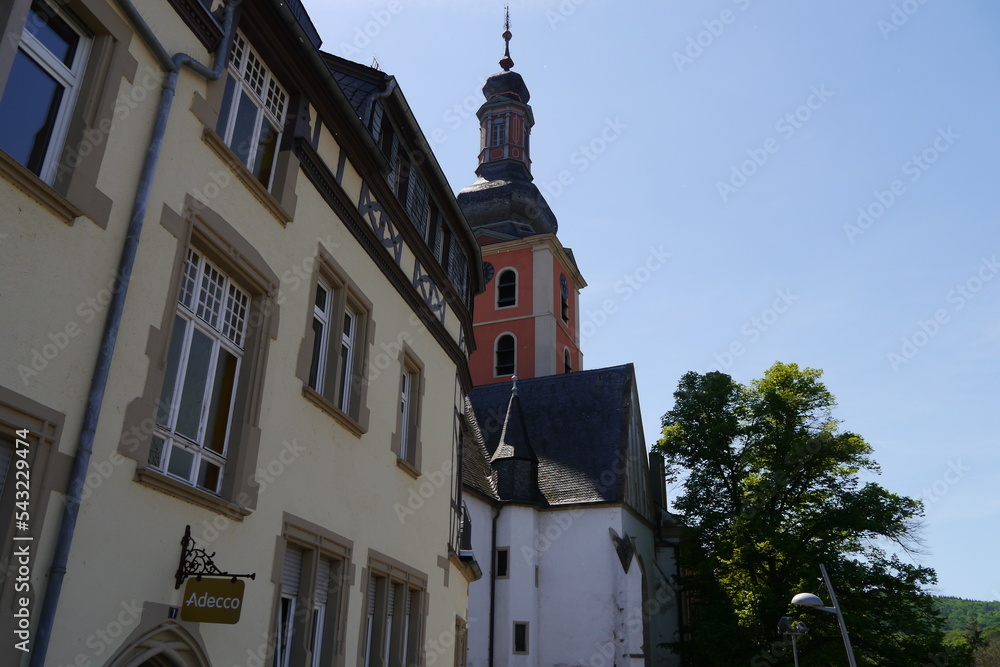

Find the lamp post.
xmin=777 ymin=616 xmax=808 ymax=667
xmin=791 ymin=564 xmax=858 ymax=667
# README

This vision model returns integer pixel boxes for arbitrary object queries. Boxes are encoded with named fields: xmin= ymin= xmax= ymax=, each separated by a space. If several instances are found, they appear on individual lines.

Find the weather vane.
xmin=500 ymin=4 xmax=514 ymax=71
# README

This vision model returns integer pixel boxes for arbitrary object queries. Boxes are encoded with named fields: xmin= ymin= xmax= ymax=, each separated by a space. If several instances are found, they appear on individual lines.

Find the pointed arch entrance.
xmin=105 ymin=619 xmax=211 ymax=667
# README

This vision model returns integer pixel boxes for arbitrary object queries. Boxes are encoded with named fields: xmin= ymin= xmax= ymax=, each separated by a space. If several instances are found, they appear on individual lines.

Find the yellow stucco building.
xmin=0 ymin=1 xmax=483 ymax=665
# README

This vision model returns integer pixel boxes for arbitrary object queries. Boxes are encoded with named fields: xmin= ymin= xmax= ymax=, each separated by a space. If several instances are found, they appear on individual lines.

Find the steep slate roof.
xmin=462 ymin=398 xmax=499 ymax=501
xmin=490 ymin=383 xmax=537 ymax=464
xmin=467 ymin=365 xmax=637 ymax=507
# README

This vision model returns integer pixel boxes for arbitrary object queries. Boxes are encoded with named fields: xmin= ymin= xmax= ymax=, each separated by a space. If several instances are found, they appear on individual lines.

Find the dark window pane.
xmin=315 ymin=284 xmax=328 ymax=311
xmin=228 ymin=91 xmax=258 ymax=168
xmin=167 ymin=445 xmax=194 ymax=480
xmin=497 ymin=271 xmax=516 ymax=307
xmin=337 ymin=342 xmax=350 ymax=411
xmin=204 ymin=348 xmax=238 ymax=454
xmin=308 ymin=317 xmax=324 ymax=389
xmin=175 ymin=329 xmax=213 ymax=440
xmin=496 ymin=335 xmax=515 ymax=376
xmin=197 ymin=459 xmax=222 ymax=493
xmin=27 ymin=1 xmax=80 ymax=67
xmin=252 ymin=116 xmax=279 ymax=187
xmin=215 ymin=76 xmax=237 ymax=138
xmin=157 ymin=315 xmax=189 ymax=425
xmin=0 ymin=50 xmax=64 ymax=175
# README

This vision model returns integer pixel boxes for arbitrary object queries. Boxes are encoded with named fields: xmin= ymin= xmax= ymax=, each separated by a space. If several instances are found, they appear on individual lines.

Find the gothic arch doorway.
xmin=105 ymin=619 xmax=211 ymax=667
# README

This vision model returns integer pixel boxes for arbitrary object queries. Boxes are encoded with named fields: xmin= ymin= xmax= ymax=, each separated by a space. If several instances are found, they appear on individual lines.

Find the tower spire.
xmin=500 ymin=5 xmax=514 ymax=71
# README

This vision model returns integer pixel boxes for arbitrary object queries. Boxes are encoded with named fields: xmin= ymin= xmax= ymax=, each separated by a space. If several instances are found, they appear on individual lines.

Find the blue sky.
xmin=307 ymin=0 xmax=1000 ymax=602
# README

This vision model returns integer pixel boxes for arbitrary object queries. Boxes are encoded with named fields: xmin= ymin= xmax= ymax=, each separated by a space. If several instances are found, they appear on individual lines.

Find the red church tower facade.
xmin=458 ymin=24 xmax=586 ymax=386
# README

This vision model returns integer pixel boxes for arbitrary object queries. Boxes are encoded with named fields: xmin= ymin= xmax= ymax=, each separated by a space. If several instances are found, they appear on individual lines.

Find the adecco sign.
xmin=181 ymin=578 xmax=245 ymax=624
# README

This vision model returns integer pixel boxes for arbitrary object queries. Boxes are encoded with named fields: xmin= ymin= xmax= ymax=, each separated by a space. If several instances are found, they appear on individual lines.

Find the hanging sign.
xmin=180 ymin=578 xmax=245 ymax=624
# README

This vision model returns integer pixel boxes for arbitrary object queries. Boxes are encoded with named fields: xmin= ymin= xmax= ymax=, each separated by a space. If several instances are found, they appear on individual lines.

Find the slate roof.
xmin=462 ymin=398 xmax=498 ymax=501
xmin=467 ymin=365 xmax=637 ymax=507
xmin=321 ymin=53 xmax=384 ymax=116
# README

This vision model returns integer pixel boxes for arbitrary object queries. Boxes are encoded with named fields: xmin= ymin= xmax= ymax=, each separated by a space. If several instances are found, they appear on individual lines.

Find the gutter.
xmin=29 ymin=2 xmax=242 ymax=663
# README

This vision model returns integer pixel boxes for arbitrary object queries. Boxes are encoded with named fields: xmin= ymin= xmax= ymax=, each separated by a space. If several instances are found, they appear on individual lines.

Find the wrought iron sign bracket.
xmin=175 ymin=524 xmax=256 ymax=589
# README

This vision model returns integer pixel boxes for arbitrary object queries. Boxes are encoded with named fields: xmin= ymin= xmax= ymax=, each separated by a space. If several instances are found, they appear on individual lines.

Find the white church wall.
xmin=466 ymin=493 xmax=497 ymax=667
xmin=496 ymin=505 xmax=540 ymax=667
xmin=536 ymin=506 xmax=623 ymax=667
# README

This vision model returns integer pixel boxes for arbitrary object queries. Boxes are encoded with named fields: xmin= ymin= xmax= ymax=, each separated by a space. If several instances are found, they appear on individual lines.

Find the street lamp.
xmin=791 ymin=564 xmax=858 ymax=667
xmin=777 ymin=616 xmax=808 ymax=667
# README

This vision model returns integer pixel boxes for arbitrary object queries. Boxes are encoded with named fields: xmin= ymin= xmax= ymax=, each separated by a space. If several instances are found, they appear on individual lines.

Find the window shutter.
xmin=367 ymin=578 xmax=378 ymax=616
xmin=282 ymin=545 xmax=303 ymax=597
xmin=315 ymin=556 xmax=333 ymax=606
xmin=387 ymin=583 xmax=395 ymax=617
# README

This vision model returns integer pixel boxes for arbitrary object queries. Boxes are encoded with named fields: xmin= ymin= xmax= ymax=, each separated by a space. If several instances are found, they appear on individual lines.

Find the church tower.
xmin=459 ymin=12 xmax=586 ymax=386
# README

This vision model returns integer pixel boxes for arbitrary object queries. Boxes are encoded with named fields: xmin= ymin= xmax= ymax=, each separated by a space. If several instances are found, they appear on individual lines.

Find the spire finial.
xmin=511 ymin=375 xmax=519 ymax=395
xmin=500 ymin=4 xmax=514 ymax=71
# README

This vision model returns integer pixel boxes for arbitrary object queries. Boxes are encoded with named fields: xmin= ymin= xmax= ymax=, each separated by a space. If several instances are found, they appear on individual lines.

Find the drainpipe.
xmin=488 ymin=503 xmax=503 ymax=667
xmin=29 ymin=2 xmax=241 ymax=663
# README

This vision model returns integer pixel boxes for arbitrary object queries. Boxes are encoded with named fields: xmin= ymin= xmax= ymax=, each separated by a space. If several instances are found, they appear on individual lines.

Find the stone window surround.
xmin=390 ymin=343 xmax=424 ymax=478
xmin=189 ymin=21 xmax=300 ymax=225
xmin=0 ymin=387 xmax=70 ymax=667
xmin=356 ymin=549 xmax=428 ymax=667
xmin=294 ymin=242 xmax=375 ymax=437
xmin=512 ymin=620 xmax=530 ymax=655
xmin=119 ymin=195 xmax=279 ymax=520
xmin=495 ymin=267 xmax=518 ymax=310
xmin=268 ymin=512 xmax=355 ymax=667
xmin=494 ymin=331 xmax=516 ymax=378
xmin=0 ymin=0 xmax=138 ymax=227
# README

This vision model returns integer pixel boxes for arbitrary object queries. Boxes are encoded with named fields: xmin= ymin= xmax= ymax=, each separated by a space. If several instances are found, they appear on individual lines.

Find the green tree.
xmin=655 ymin=362 xmax=959 ymax=666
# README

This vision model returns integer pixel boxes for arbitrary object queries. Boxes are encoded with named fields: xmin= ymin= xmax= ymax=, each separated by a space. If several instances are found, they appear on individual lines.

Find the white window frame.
xmin=217 ymin=31 xmax=288 ymax=189
xmin=308 ymin=280 xmax=333 ymax=394
xmin=399 ymin=370 xmax=414 ymax=463
xmin=338 ymin=307 xmax=358 ymax=414
xmin=495 ymin=333 xmax=516 ymax=378
xmin=490 ymin=115 xmax=506 ymax=147
xmin=4 ymin=0 xmax=92 ymax=184
xmin=496 ymin=269 xmax=517 ymax=309
xmin=151 ymin=250 xmax=248 ymax=494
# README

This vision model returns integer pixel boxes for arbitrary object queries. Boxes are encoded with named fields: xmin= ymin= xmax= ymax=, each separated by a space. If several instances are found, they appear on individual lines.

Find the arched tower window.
xmin=497 ymin=269 xmax=517 ymax=308
xmin=495 ymin=334 xmax=516 ymax=377
xmin=563 ymin=348 xmax=572 ymax=374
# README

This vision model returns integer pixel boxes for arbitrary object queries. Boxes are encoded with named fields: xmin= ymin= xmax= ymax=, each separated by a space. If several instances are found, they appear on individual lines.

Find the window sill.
xmin=302 ymin=385 xmax=366 ymax=438
xmin=134 ymin=467 xmax=251 ymax=520
xmin=396 ymin=457 xmax=420 ymax=479
xmin=0 ymin=150 xmax=82 ymax=224
xmin=201 ymin=129 xmax=292 ymax=225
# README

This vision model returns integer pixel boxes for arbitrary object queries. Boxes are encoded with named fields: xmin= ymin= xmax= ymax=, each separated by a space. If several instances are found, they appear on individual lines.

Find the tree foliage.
xmin=655 ymin=362 xmax=958 ymax=666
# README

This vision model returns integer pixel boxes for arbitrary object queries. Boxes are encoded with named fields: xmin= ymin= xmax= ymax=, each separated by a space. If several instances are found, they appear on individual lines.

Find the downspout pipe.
xmin=30 ymin=2 xmax=241 ymax=663
xmin=488 ymin=503 xmax=503 ymax=667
